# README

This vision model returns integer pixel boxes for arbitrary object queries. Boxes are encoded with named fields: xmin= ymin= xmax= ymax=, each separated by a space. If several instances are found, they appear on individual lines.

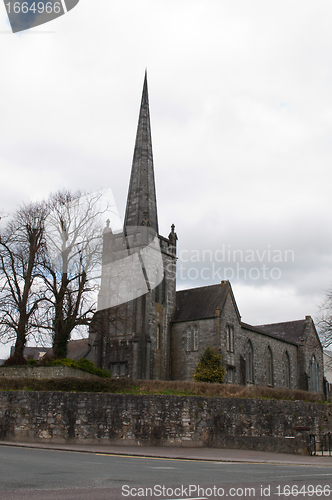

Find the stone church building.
xmin=89 ymin=74 xmax=323 ymax=393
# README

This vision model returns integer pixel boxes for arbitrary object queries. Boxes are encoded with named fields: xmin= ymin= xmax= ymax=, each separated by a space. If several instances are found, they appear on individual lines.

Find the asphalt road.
xmin=1 ymin=445 xmax=332 ymax=500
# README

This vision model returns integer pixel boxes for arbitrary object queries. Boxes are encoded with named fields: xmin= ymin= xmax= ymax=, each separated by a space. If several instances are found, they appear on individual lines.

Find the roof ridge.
xmin=257 ymin=318 xmax=306 ymax=327
xmin=176 ymin=281 xmax=229 ymax=294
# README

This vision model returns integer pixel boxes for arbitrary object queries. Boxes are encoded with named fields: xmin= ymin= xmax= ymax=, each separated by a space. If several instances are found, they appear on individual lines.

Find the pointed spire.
xmin=124 ymin=71 xmax=159 ymax=233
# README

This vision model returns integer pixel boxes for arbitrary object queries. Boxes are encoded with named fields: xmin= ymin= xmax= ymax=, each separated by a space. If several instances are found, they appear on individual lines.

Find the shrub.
xmin=46 ymin=357 xmax=112 ymax=378
xmin=3 ymin=355 xmax=27 ymax=367
xmin=193 ymin=347 xmax=225 ymax=383
xmin=47 ymin=358 xmax=76 ymax=368
xmin=2 ymin=355 xmax=111 ymax=378
xmin=27 ymin=359 xmax=38 ymax=366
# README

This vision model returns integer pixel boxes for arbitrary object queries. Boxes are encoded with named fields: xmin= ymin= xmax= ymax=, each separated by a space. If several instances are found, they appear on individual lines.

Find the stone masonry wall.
xmin=218 ymin=292 xmax=242 ymax=384
xmin=0 ymin=366 xmax=99 ymax=380
xmin=0 ymin=391 xmax=330 ymax=455
xmin=240 ymin=326 xmax=298 ymax=389
xmin=303 ymin=320 xmax=324 ymax=392
xmin=172 ymin=318 xmax=217 ymax=381
xmin=171 ymin=292 xmax=299 ymax=389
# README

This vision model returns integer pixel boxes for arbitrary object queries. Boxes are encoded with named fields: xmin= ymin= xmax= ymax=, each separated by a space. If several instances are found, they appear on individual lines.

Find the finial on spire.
xmin=168 ymin=224 xmax=178 ymax=248
xmin=103 ymin=218 xmax=112 ymax=234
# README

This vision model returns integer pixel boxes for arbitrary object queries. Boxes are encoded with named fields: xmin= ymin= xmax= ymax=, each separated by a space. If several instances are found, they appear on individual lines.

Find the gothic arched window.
xmin=310 ymin=355 xmax=320 ymax=392
xmin=156 ymin=324 xmax=161 ymax=350
xmin=246 ymin=340 xmax=254 ymax=383
xmin=186 ymin=325 xmax=199 ymax=352
xmin=283 ymin=351 xmax=291 ymax=388
xmin=186 ymin=326 xmax=192 ymax=351
xmin=226 ymin=325 xmax=234 ymax=352
xmin=193 ymin=325 xmax=199 ymax=351
xmin=266 ymin=346 xmax=273 ymax=386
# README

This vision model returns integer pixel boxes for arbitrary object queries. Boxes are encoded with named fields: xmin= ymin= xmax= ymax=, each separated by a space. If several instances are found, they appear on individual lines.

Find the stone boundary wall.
xmin=0 ymin=366 xmax=99 ymax=380
xmin=1 ymin=392 xmax=330 ymax=454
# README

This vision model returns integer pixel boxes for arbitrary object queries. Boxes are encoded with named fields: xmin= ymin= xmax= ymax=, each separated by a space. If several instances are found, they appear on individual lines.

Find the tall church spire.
xmin=124 ymin=71 xmax=159 ymax=233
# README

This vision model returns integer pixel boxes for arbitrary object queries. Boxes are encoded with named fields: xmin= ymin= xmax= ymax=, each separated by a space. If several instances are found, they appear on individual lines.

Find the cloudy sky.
xmin=1 ymin=1 xmax=332 ymax=358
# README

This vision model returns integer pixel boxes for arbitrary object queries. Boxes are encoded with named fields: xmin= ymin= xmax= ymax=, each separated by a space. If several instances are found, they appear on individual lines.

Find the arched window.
xmin=266 ymin=346 xmax=273 ymax=386
xmin=193 ymin=325 xmax=199 ymax=351
xmin=246 ymin=340 xmax=254 ymax=383
xmin=283 ymin=351 xmax=291 ymax=388
xmin=310 ymin=355 xmax=320 ymax=392
xmin=226 ymin=325 xmax=234 ymax=352
xmin=186 ymin=326 xmax=192 ymax=351
xmin=186 ymin=325 xmax=199 ymax=352
xmin=156 ymin=324 xmax=161 ymax=350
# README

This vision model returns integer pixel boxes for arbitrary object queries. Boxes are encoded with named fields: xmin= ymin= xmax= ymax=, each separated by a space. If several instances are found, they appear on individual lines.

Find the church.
xmin=89 ymin=73 xmax=323 ymax=393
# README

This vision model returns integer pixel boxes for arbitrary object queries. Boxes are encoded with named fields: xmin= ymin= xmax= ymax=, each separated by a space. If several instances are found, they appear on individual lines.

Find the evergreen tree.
xmin=194 ymin=346 xmax=225 ymax=383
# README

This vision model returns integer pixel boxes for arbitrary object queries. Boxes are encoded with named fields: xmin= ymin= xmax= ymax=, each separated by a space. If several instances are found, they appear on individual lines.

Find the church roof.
xmin=172 ymin=282 xmax=230 ymax=323
xmin=255 ymin=319 xmax=308 ymax=345
xmin=67 ymin=338 xmax=92 ymax=360
xmin=123 ymin=71 xmax=159 ymax=233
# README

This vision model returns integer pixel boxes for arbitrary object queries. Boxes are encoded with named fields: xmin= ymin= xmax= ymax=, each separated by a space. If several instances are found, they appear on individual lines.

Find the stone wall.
xmin=90 ymin=231 xmax=177 ymax=381
xmin=172 ymin=318 xmax=217 ymax=381
xmin=0 ymin=391 xmax=330 ymax=454
xmin=0 ymin=366 xmax=99 ymax=380
xmin=240 ymin=326 xmax=298 ymax=389
xmin=302 ymin=319 xmax=324 ymax=392
xmin=171 ymin=291 xmax=299 ymax=389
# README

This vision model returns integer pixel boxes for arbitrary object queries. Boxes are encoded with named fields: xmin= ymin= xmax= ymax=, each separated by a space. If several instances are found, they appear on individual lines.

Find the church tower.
xmin=90 ymin=73 xmax=177 ymax=380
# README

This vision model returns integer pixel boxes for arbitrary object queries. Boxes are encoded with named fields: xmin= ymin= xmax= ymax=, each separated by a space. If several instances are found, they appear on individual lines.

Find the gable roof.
xmin=12 ymin=339 xmax=92 ymax=362
xmin=241 ymin=322 xmax=298 ymax=346
xmin=67 ymin=338 xmax=92 ymax=361
xmin=172 ymin=281 xmax=234 ymax=323
xmin=255 ymin=319 xmax=308 ymax=345
xmin=10 ymin=345 xmax=51 ymax=360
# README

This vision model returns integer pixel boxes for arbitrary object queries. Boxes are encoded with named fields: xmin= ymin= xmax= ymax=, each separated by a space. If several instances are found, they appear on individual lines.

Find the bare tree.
xmin=0 ymin=203 xmax=47 ymax=362
xmin=39 ymin=190 xmax=107 ymax=358
xmin=317 ymin=286 xmax=332 ymax=349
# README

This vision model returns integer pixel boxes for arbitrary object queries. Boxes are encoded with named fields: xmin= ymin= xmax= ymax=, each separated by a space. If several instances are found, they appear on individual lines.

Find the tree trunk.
xmin=52 ymin=272 xmax=70 ymax=359
xmin=13 ymin=314 xmax=27 ymax=362
xmin=53 ymin=323 xmax=71 ymax=359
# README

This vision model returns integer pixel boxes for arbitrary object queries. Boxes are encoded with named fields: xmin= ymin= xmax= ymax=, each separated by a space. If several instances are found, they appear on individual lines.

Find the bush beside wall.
xmin=0 ymin=366 xmax=100 ymax=380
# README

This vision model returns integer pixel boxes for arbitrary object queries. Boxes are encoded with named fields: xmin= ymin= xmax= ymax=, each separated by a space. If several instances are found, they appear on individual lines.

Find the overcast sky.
xmin=1 ymin=1 xmax=332 ymax=358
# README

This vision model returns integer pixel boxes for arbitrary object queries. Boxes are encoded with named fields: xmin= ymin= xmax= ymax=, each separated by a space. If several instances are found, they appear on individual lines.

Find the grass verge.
xmin=0 ymin=377 xmax=325 ymax=402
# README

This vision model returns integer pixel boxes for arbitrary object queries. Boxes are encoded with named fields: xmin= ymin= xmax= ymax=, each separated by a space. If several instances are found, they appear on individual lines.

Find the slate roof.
xmin=172 ymin=282 xmax=229 ymax=323
xmin=10 ymin=346 xmax=50 ymax=360
xmin=67 ymin=338 xmax=92 ymax=361
xmin=12 ymin=339 xmax=92 ymax=362
xmin=241 ymin=322 xmax=298 ymax=346
xmin=255 ymin=319 xmax=308 ymax=345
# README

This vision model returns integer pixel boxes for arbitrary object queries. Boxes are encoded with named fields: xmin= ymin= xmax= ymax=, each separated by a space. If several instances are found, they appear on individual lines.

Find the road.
xmin=1 ymin=445 xmax=332 ymax=499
